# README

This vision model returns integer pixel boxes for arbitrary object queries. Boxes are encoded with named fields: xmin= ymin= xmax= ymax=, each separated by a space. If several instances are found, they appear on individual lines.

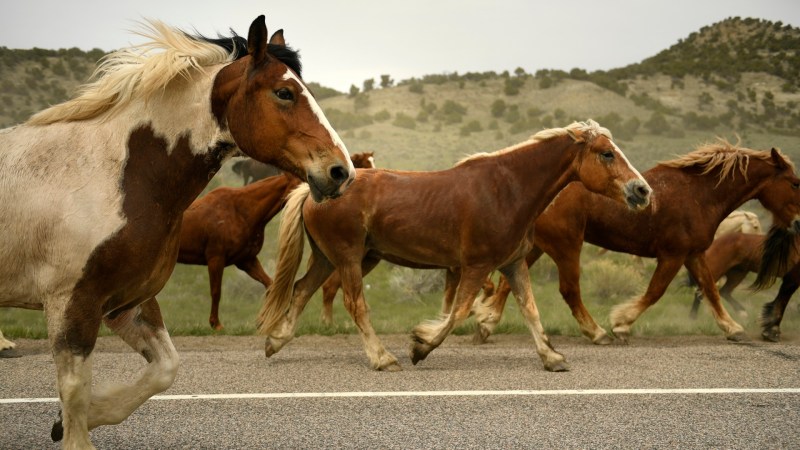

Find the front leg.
xmin=500 ymin=260 xmax=568 ymax=372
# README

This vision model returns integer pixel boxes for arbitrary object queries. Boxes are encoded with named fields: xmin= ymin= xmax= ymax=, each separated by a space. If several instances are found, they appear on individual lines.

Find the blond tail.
xmin=256 ymin=183 xmax=311 ymax=335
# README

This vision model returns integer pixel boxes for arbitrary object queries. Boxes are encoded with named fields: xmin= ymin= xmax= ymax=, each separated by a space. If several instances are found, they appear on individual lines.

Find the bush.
xmin=459 ymin=120 xmax=483 ymax=136
xmin=392 ymin=113 xmax=416 ymax=129
xmin=388 ymin=267 xmax=443 ymax=302
xmin=373 ymin=110 xmax=391 ymax=122
xmin=582 ymin=259 xmax=644 ymax=303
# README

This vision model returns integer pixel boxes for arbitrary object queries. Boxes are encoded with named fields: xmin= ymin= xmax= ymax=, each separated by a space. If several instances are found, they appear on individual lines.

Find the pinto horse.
xmin=472 ymin=142 xmax=800 ymax=345
xmin=0 ymin=16 xmax=354 ymax=448
xmin=179 ymin=152 xmax=375 ymax=330
xmin=257 ymin=121 xmax=651 ymax=372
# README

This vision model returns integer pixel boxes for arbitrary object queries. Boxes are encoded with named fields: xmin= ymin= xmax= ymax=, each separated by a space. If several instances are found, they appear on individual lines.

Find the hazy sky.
xmin=1 ymin=1 xmax=798 ymax=91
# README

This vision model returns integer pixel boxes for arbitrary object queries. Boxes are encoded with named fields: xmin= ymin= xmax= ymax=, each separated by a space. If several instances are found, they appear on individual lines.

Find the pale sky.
xmin=1 ymin=1 xmax=798 ymax=92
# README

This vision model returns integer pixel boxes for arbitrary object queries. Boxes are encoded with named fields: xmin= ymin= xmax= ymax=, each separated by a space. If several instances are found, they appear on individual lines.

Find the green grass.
xmin=3 ymin=243 xmax=798 ymax=342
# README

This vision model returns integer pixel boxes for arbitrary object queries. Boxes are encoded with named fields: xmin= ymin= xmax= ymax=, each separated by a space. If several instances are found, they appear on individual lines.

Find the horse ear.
xmin=566 ymin=128 xmax=585 ymax=143
xmin=269 ymin=29 xmax=285 ymax=47
xmin=770 ymin=148 xmax=789 ymax=170
xmin=247 ymin=15 xmax=269 ymax=65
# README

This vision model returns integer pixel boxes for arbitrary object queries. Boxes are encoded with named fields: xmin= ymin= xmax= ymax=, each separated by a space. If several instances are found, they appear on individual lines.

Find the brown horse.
xmin=473 ymin=142 xmax=800 ymax=346
xmin=257 ymin=121 xmax=652 ymax=372
xmin=179 ymin=152 xmax=375 ymax=330
xmin=231 ymin=158 xmax=282 ymax=184
xmin=688 ymin=232 xmax=765 ymax=319
xmin=690 ymin=231 xmax=800 ymax=342
xmin=0 ymin=16 xmax=354 ymax=448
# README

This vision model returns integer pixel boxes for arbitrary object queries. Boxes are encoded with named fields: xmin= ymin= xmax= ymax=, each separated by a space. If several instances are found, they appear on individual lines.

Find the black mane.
xmin=192 ymin=30 xmax=303 ymax=78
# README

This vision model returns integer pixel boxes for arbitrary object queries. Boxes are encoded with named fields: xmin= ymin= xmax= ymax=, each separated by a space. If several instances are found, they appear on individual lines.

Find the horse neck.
xmin=686 ymin=159 xmax=776 ymax=223
xmin=241 ymin=174 xmax=300 ymax=226
xmin=485 ymin=137 xmax=580 ymax=223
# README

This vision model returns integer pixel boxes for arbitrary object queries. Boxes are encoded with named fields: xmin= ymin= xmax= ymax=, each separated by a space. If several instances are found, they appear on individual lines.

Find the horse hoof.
xmin=761 ymin=328 xmax=781 ymax=343
xmin=212 ymin=323 xmax=224 ymax=331
xmin=592 ymin=334 xmax=614 ymax=345
xmin=472 ymin=329 xmax=489 ymax=345
xmin=545 ymin=360 xmax=570 ymax=372
xmin=726 ymin=331 xmax=750 ymax=343
xmin=264 ymin=343 xmax=276 ymax=358
xmin=410 ymin=340 xmax=434 ymax=365
xmin=51 ymin=417 xmax=63 ymax=442
xmin=611 ymin=330 xmax=630 ymax=344
xmin=378 ymin=362 xmax=403 ymax=372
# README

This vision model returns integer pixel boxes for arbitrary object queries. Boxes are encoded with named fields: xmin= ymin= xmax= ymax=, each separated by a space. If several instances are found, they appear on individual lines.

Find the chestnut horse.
xmin=690 ymin=230 xmax=800 ymax=342
xmin=179 ymin=152 xmax=375 ymax=330
xmin=0 ymin=16 xmax=354 ymax=448
xmin=473 ymin=142 xmax=800 ymax=345
xmin=257 ymin=121 xmax=652 ymax=372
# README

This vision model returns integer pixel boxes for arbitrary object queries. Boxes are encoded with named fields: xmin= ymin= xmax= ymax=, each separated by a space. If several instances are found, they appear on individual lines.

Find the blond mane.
xmin=27 ymin=20 xmax=236 ymax=125
xmin=659 ymin=137 xmax=794 ymax=185
xmin=455 ymin=120 xmax=612 ymax=166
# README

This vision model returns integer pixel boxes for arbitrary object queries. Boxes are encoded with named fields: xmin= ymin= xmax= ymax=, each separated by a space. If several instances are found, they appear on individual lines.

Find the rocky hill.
xmin=1 ymin=17 xmax=798 ymax=173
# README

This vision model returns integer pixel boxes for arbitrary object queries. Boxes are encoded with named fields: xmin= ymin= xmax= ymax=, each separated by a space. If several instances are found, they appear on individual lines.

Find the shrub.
xmin=392 ymin=113 xmax=416 ymax=129
xmin=459 ymin=120 xmax=483 ymax=136
xmin=582 ymin=259 xmax=644 ymax=303
xmin=373 ymin=109 xmax=391 ymax=122
xmin=388 ymin=267 xmax=443 ymax=302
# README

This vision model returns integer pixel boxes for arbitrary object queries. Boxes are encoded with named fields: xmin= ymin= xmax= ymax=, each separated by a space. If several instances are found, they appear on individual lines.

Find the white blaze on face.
xmin=368 ymin=156 xmax=375 ymax=168
xmin=281 ymin=70 xmax=355 ymax=174
xmin=612 ymin=140 xmax=648 ymax=186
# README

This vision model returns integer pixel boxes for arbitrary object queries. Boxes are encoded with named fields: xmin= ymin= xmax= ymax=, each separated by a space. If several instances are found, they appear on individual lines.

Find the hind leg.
xmin=684 ymin=254 xmax=746 ymax=340
xmin=411 ymin=266 xmax=491 ymax=365
xmin=0 ymin=329 xmax=17 ymax=356
xmin=338 ymin=263 xmax=400 ymax=371
xmin=206 ymin=255 xmax=226 ymax=330
xmin=265 ymin=251 xmax=334 ymax=356
xmin=761 ymin=266 xmax=800 ymax=342
xmin=320 ymin=270 xmax=342 ymax=326
xmin=718 ymin=269 xmax=748 ymax=317
xmin=237 ymin=256 xmax=273 ymax=290
xmin=610 ymin=256 xmax=684 ymax=342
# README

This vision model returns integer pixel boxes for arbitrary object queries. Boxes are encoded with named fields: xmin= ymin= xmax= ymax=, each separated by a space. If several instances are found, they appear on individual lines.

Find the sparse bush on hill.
xmin=583 ymin=259 xmax=644 ymax=303
xmin=392 ymin=112 xmax=416 ymax=129
xmin=324 ymin=108 xmax=374 ymax=130
xmin=459 ymin=120 xmax=483 ymax=136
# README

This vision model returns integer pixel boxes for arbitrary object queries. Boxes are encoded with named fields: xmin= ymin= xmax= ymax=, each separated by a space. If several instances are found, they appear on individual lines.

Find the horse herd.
xmin=1 ymin=15 xmax=799 ymax=449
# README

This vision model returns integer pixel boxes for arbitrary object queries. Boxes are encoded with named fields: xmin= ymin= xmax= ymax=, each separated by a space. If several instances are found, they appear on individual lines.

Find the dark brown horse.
xmin=473 ymin=142 xmax=800 ymax=346
xmin=231 ymin=158 xmax=282 ymax=184
xmin=0 ymin=16 xmax=354 ymax=448
xmin=179 ymin=153 xmax=375 ymax=330
xmin=692 ymin=231 xmax=800 ymax=342
xmin=257 ymin=121 xmax=652 ymax=372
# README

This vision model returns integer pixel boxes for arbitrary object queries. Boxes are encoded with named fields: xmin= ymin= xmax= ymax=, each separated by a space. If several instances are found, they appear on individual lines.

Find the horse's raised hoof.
xmin=726 ymin=331 xmax=750 ymax=343
xmin=264 ymin=342 xmax=277 ymax=358
xmin=410 ymin=339 xmax=434 ymax=365
xmin=51 ymin=412 xmax=63 ymax=442
xmin=0 ymin=348 xmax=22 ymax=358
xmin=761 ymin=327 xmax=781 ymax=343
xmin=611 ymin=330 xmax=630 ymax=344
xmin=544 ymin=360 xmax=570 ymax=372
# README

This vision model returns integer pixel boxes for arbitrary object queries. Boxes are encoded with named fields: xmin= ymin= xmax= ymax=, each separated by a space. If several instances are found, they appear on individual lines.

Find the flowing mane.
xmin=455 ymin=120 xmax=612 ymax=166
xmin=659 ymin=138 xmax=794 ymax=185
xmin=26 ymin=20 xmax=300 ymax=126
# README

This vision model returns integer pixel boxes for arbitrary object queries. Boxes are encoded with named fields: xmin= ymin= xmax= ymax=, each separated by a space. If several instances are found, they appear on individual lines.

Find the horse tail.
xmin=752 ymin=225 xmax=797 ymax=290
xmin=256 ymin=183 xmax=311 ymax=335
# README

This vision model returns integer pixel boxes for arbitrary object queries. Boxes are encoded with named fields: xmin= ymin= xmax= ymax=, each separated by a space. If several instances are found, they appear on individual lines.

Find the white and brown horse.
xmin=0 ymin=16 xmax=353 ymax=448
xmin=257 ymin=121 xmax=651 ymax=372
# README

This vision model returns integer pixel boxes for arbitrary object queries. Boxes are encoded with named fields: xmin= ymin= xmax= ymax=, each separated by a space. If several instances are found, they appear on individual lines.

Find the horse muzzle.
xmin=307 ymin=164 xmax=355 ymax=202
xmin=623 ymin=179 xmax=652 ymax=210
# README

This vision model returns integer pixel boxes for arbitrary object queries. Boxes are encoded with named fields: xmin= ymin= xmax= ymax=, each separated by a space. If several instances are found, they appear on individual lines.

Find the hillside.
xmin=1 ymin=16 xmax=798 ymax=173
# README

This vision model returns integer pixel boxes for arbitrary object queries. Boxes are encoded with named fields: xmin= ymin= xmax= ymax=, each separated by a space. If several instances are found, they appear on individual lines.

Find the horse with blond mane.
xmin=0 ymin=16 xmax=354 ymax=448
xmin=257 ymin=120 xmax=651 ymax=372
xmin=471 ymin=140 xmax=800 ymax=345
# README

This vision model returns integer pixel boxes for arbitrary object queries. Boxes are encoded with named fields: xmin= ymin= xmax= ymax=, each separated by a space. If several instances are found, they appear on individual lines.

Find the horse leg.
xmin=501 ymin=260 xmax=568 ymax=371
xmin=609 ymin=257 xmax=684 ymax=343
xmin=552 ymin=246 xmax=611 ymax=345
xmin=690 ymin=289 xmax=703 ymax=320
xmin=473 ymin=248 xmax=544 ymax=344
xmin=0 ymin=328 xmax=16 ymax=353
xmin=684 ymin=254 xmax=746 ymax=341
xmin=81 ymin=298 xmax=179 ymax=432
xmin=265 ymin=250 xmax=334 ymax=356
xmin=320 ymin=270 xmax=342 ymax=326
xmin=45 ymin=295 xmax=102 ymax=448
xmin=761 ymin=265 xmax=800 ymax=342
xmin=718 ymin=269 xmax=748 ymax=317
xmin=441 ymin=268 xmax=460 ymax=315
xmin=339 ymin=264 xmax=400 ymax=371
xmin=206 ymin=255 xmax=226 ymax=330
xmin=411 ymin=266 xmax=491 ymax=365
xmin=237 ymin=257 xmax=273 ymax=290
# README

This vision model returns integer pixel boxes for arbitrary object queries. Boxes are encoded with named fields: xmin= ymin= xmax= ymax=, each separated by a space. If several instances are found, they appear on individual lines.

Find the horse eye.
xmin=792 ymin=182 xmax=800 ymax=190
xmin=275 ymin=88 xmax=294 ymax=101
xmin=600 ymin=151 xmax=615 ymax=161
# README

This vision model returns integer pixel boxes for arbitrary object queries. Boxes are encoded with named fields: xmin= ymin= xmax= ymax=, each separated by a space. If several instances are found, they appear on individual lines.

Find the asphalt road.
xmin=2 ymin=333 xmax=799 ymax=449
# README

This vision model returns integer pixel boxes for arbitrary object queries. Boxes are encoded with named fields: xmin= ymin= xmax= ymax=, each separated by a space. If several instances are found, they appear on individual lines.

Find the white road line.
xmin=3 ymin=388 xmax=800 ymax=404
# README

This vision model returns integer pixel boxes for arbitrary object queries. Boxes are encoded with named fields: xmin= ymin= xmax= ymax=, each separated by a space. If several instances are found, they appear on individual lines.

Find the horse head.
xmin=568 ymin=120 xmax=651 ymax=210
xmin=211 ymin=16 xmax=355 ymax=202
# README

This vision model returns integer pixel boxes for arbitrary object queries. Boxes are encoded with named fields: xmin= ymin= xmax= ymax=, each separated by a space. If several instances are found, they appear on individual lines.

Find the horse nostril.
xmin=329 ymin=165 xmax=349 ymax=184
xmin=636 ymin=185 xmax=651 ymax=198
